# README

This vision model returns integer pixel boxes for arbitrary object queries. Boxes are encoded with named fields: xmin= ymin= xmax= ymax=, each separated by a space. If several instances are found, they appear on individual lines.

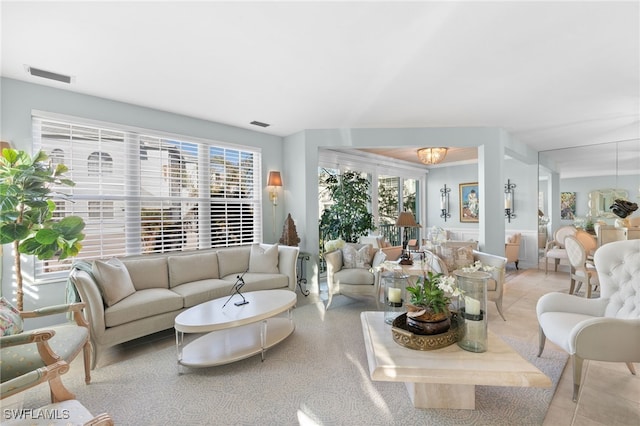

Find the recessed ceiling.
xmin=1 ymin=1 xmax=639 ymax=158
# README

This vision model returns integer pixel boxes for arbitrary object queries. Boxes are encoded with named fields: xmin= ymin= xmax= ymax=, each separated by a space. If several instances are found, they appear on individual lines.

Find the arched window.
xmin=88 ymin=151 xmax=113 ymax=176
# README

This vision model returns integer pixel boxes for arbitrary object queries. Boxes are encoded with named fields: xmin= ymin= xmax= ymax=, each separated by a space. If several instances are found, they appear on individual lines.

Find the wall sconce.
xmin=440 ymin=184 xmax=451 ymax=221
xmin=267 ymin=171 xmax=283 ymax=206
xmin=504 ymin=179 xmax=516 ymax=222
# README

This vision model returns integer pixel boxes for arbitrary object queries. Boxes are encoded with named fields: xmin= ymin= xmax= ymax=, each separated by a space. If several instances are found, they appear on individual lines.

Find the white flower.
xmin=461 ymin=260 xmax=495 ymax=273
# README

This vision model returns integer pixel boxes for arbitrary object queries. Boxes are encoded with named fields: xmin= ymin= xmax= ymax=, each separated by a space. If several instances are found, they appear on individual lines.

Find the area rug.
xmin=18 ymin=298 xmax=568 ymax=425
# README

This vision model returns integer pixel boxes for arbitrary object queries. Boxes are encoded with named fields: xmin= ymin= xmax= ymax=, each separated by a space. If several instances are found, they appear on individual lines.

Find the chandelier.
xmin=417 ymin=147 xmax=448 ymax=165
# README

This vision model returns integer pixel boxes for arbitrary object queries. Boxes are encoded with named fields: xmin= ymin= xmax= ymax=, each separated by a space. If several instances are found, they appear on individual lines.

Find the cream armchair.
xmin=472 ymin=250 xmax=507 ymax=321
xmin=536 ymin=239 xmax=640 ymax=402
xmin=324 ymin=244 xmax=386 ymax=309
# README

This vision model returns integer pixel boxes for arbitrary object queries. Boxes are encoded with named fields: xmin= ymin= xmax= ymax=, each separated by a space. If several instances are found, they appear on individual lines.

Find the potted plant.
xmin=405 ymin=271 xmax=459 ymax=335
xmin=0 ymin=148 xmax=85 ymax=310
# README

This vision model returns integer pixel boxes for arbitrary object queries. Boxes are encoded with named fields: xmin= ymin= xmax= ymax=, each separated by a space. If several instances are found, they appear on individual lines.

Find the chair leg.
xmin=545 ymin=257 xmax=549 ymax=274
xmin=515 ymin=260 xmax=519 ymax=270
xmin=554 ymin=258 xmax=560 ymax=272
xmin=572 ymin=355 xmax=584 ymax=402
xmin=83 ymin=341 xmax=92 ymax=384
xmin=626 ymin=362 xmax=637 ymax=375
xmin=325 ymin=293 xmax=334 ymax=310
xmin=537 ymin=326 xmax=546 ymax=357
xmin=569 ymin=277 xmax=576 ymax=295
xmin=495 ymin=300 xmax=506 ymax=321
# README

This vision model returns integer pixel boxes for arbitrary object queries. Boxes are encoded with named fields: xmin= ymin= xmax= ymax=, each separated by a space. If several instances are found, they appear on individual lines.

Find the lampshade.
xmin=417 ymin=147 xmax=448 ymax=165
xmin=395 ymin=211 xmax=420 ymax=227
xmin=267 ymin=171 xmax=282 ymax=187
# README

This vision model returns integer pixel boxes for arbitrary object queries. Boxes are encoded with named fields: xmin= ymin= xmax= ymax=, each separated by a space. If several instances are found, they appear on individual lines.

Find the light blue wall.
xmin=0 ymin=77 xmax=285 ymax=316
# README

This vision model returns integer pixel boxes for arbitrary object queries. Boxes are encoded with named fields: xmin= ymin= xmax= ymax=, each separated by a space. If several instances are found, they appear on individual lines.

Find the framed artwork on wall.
xmin=561 ymin=192 xmax=576 ymax=220
xmin=459 ymin=182 xmax=479 ymax=223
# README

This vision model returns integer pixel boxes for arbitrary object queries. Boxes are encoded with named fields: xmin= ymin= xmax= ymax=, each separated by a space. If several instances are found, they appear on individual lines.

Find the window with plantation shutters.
xmin=32 ymin=115 xmax=262 ymax=282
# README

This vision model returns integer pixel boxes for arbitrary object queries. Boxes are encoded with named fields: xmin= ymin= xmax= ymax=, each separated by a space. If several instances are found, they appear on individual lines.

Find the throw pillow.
xmin=92 ymin=258 xmax=137 ymax=307
xmin=0 ymin=297 xmax=23 ymax=336
xmin=454 ymin=246 xmax=474 ymax=268
xmin=249 ymin=244 xmax=279 ymax=274
xmin=342 ymin=244 xmax=372 ymax=269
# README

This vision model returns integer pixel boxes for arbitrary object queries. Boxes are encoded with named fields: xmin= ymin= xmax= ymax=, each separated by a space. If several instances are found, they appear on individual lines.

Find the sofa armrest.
xmin=69 ymin=269 xmax=107 ymax=342
xmin=267 ymin=243 xmax=299 ymax=291
xmin=324 ymin=249 xmax=343 ymax=294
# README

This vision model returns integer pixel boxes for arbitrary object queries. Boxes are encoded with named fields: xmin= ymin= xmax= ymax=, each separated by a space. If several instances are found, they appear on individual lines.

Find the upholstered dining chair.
xmin=472 ymin=250 xmax=508 ymax=321
xmin=543 ymin=225 xmax=577 ymax=274
xmin=575 ymin=230 xmax=597 ymax=260
xmin=1 ymin=360 xmax=113 ymax=425
xmin=0 ymin=302 xmax=91 ymax=391
xmin=537 ymin=239 xmax=640 ymax=402
xmin=505 ymin=233 xmax=521 ymax=270
xmin=564 ymin=235 xmax=599 ymax=298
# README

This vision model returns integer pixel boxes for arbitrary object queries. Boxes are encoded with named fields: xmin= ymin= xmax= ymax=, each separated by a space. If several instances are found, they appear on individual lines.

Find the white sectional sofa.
xmin=69 ymin=243 xmax=298 ymax=368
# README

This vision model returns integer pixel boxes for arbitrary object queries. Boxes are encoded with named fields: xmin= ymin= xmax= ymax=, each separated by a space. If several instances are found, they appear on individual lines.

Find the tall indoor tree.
xmin=319 ymin=169 xmax=375 ymax=244
xmin=0 ymin=148 xmax=85 ymax=310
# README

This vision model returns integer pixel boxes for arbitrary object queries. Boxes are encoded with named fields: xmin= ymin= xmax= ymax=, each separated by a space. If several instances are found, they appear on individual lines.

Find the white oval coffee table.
xmin=174 ymin=289 xmax=297 ymax=369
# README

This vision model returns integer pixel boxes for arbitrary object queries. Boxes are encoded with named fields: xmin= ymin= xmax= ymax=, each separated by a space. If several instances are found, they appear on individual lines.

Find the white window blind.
xmin=32 ymin=116 xmax=262 ymax=281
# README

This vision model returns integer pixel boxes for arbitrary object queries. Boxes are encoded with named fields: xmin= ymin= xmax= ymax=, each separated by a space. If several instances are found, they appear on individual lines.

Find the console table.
xmin=297 ymin=252 xmax=310 ymax=296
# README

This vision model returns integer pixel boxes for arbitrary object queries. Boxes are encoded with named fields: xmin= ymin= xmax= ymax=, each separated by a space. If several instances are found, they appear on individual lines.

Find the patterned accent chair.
xmin=1 ymin=360 xmax=112 ymax=425
xmin=0 ymin=302 xmax=91 ymax=392
xmin=536 ymin=239 xmax=640 ymax=402
xmin=543 ymin=226 xmax=577 ymax=273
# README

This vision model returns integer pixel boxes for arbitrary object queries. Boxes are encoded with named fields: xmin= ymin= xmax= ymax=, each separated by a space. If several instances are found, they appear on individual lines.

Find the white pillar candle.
xmin=440 ymin=196 xmax=446 ymax=210
xmin=504 ymin=194 xmax=512 ymax=210
xmin=464 ymin=296 xmax=481 ymax=315
xmin=388 ymin=287 xmax=402 ymax=303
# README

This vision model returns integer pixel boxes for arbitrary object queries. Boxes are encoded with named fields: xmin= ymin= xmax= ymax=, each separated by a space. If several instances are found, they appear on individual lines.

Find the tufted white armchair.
xmin=536 ymin=239 xmax=640 ymax=402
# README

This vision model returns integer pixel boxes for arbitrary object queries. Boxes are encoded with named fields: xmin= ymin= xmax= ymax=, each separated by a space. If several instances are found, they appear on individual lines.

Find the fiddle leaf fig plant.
xmin=0 ymin=148 xmax=85 ymax=310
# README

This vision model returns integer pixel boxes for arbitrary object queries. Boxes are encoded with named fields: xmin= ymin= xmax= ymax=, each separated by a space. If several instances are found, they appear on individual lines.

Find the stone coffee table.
xmin=361 ymin=311 xmax=551 ymax=409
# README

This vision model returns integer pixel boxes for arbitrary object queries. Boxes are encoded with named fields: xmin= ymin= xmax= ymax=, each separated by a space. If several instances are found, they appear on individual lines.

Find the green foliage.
xmin=406 ymin=271 xmax=450 ymax=314
xmin=319 ymin=169 xmax=375 ymax=243
xmin=0 ymin=148 xmax=85 ymax=309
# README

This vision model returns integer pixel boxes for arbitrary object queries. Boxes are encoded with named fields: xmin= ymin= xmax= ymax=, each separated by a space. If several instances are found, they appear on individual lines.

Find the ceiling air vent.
xmin=250 ymin=121 xmax=270 ymax=128
xmin=26 ymin=66 xmax=72 ymax=84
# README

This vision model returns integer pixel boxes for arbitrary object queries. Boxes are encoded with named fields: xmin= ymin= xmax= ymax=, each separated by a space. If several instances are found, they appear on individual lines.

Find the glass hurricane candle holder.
xmin=382 ymin=270 xmax=408 ymax=325
xmin=455 ymin=270 xmax=491 ymax=353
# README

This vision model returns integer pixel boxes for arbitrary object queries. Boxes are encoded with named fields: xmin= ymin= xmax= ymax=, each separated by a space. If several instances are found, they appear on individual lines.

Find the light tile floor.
xmin=69 ymin=262 xmax=640 ymax=425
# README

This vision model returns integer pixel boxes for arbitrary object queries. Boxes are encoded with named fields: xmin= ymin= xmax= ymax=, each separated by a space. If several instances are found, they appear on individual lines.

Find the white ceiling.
xmin=2 ymin=1 xmax=639 ymax=174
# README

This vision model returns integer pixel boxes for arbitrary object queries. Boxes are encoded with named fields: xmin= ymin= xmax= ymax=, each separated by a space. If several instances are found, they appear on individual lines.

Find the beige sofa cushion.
xmin=92 ymin=258 xmax=136 ymax=307
xmin=168 ymin=252 xmax=219 ymax=288
xmin=123 ymin=257 xmax=169 ymax=290
xmin=249 ymin=244 xmax=279 ymax=273
xmin=104 ymin=288 xmax=183 ymax=328
xmin=217 ymin=247 xmax=251 ymax=277
xmin=334 ymin=268 xmax=375 ymax=286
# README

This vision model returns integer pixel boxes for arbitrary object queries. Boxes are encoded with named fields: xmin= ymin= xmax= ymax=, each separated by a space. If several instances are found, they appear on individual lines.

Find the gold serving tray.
xmin=391 ymin=312 xmax=463 ymax=351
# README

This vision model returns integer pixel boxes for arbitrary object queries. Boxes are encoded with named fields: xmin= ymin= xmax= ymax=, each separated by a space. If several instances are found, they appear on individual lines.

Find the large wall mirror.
xmin=588 ymin=188 xmax=629 ymax=219
xmin=538 ymin=139 xmax=640 ymax=229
